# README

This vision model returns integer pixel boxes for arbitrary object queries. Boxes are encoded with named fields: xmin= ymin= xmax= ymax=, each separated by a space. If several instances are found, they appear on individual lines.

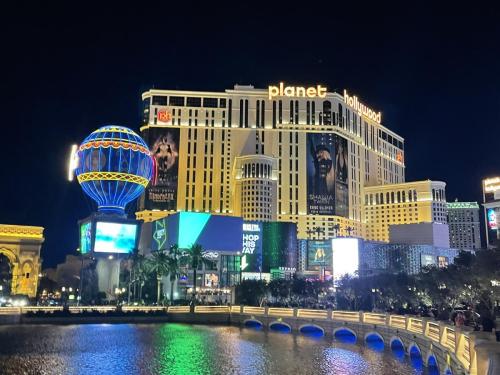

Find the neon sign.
xmin=268 ymin=83 xmax=327 ymax=100
xmin=343 ymin=90 xmax=381 ymax=123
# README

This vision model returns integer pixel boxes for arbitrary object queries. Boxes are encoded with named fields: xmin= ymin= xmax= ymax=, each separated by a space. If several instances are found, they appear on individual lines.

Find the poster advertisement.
xmin=487 ymin=208 xmax=498 ymax=230
xmin=306 ymin=133 xmax=348 ymax=216
xmin=145 ymin=127 xmax=180 ymax=210
xmin=307 ymin=240 xmax=332 ymax=270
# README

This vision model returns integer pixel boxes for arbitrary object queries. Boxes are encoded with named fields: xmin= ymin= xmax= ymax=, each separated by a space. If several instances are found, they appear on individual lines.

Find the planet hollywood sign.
xmin=343 ymin=90 xmax=382 ymax=124
xmin=267 ymin=83 xmax=382 ymax=124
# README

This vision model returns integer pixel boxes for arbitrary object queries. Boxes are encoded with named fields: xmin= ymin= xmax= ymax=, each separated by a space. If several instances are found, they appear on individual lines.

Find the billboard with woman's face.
xmin=144 ymin=127 xmax=180 ymax=210
xmin=306 ymin=133 xmax=348 ymax=216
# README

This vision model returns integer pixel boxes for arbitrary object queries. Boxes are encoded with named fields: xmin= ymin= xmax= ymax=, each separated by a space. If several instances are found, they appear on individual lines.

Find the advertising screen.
xmin=79 ymin=222 xmax=92 ymax=254
xmin=307 ymin=133 xmax=348 ymax=216
xmin=144 ymin=127 xmax=180 ymax=211
xmin=157 ymin=212 xmax=244 ymax=253
xmin=307 ymin=240 xmax=332 ymax=269
xmin=94 ymin=222 xmax=138 ymax=253
xmin=261 ymin=222 xmax=297 ymax=273
xmin=421 ymin=254 xmax=436 ymax=268
xmin=332 ymin=238 xmax=359 ymax=281
xmin=241 ymin=222 xmax=263 ymax=272
xmin=437 ymin=256 xmax=449 ymax=268
xmin=152 ymin=218 xmax=168 ymax=251
xmin=487 ymin=208 xmax=498 ymax=230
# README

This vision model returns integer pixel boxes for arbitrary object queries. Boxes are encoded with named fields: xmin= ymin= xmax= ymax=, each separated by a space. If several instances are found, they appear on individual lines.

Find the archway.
xmin=0 ymin=253 xmax=13 ymax=297
xmin=365 ymin=332 xmax=384 ymax=352
xmin=333 ymin=328 xmax=357 ymax=344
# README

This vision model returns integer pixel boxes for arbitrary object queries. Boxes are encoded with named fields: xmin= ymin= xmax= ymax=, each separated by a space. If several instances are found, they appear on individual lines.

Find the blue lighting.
xmin=75 ymin=125 xmax=153 ymax=215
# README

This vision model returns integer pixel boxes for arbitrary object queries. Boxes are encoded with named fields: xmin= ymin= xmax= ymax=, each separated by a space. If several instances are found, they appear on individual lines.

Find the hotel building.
xmin=483 ymin=177 xmax=500 ymax=249
xmin=136 ymin=83 xmax=405 ymax=241
xmin=363 ymin=180 xmax=448 ymax=243
xmin=446 ymin=201 xmax=481 ymax=251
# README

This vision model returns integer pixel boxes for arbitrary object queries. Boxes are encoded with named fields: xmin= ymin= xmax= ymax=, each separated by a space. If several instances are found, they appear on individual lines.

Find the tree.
xmin=235 ymin=279 xmax=268 ymax=306
xmin=131 ymin=253 xmax=148 ymax=303
xmin=166 ymin=245 xmax=186 ymax=304
xmin=148 ymin=250 xmax=170 ymax=304
xmin=186 ymin=244 xmax=212 ymax=303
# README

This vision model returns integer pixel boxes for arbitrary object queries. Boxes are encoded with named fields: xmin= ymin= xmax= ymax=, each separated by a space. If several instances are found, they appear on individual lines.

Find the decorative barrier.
xmin=1 ymin=305 xmax=497 ymax=374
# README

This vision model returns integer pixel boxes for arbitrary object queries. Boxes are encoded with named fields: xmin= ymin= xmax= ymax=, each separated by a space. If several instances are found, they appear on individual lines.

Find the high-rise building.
xmin=136 ymin=83 xmax=406 ymax=241
xmin=363 ymin=180 xmax=448 ymax=242
xmin=446 ymin=201 xmax=481 ymax=251
xmin=482 ymin=177 xmax=500 ymax=249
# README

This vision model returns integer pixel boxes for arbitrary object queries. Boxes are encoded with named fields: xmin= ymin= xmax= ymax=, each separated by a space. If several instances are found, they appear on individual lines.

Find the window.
xmin=152 ymin=96 xmax=168 ymax=106
xmin=187 ymin=97 xmax=202 ymax=107
xmin=169 ymin=96 xmax=185 ymax=106
xmin=203 ymin=98 xmax=218 ymax=108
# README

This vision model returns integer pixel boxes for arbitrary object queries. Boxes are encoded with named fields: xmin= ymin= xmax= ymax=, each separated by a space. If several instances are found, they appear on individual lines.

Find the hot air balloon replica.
xmin=73 ymin=125 xmax=153 ymax=301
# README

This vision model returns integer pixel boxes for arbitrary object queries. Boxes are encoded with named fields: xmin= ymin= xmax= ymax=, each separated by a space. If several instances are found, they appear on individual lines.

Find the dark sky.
xmin=1 ymin=4 xmax=499 ymax=267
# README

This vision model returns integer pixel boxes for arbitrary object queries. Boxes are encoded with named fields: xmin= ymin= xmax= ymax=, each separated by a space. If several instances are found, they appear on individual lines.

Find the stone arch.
xmin=365 ymin=331 xmax=384 ymax=344
xmin=333 ymin=327 xmax=357 ymax=343
xmin=408 ymin=342 xmax=424 ymax=370
xmin=426 ymin=352 xmax=439 ymax=372
xmin=299 ymin=324 xmax=324 ymax=337
xmin=243 ymin=319 xmax=263 ymax=329
xmin=389 ymin=336 xmax=405 ymax=350
xmin=0 ymin=247 xmax=20 ymax=295
xmin=269 ymin=320 xmax=291 ymax=333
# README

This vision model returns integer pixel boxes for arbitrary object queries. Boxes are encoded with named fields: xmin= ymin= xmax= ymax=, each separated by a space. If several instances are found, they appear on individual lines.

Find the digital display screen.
xmin=94 ymin=222 xmax=138 ymax=253
xmin=332 ymin=238 xmax=359 ymax=281
xmin=79 ymin=222 xmax=92 ymax=254
xmin=421 ymin=254 xmax=436 ymax=268
xmin=241 ymin=222 xmax=262 ymax=272
xmin=487 ymin=208 xmax=498 ymax=230
xmin=307 ymin=240 xmax=332 ymax=269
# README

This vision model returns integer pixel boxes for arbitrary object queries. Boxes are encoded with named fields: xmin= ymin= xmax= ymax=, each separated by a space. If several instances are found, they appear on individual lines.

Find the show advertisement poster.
xmin=306 ymin=133 xmax=349 ymax=216
xmin=94 ymin=222 xmax=138 ymax=254
xmin=307 ymin=240 xmax=332 ymax=270
xmin=145 ymin=127 xmax=180 ymax=210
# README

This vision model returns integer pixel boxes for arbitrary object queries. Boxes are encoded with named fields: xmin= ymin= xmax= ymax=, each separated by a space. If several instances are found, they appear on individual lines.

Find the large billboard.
xmin=241 ymin=222 xmax=263 ymax=273
xmin=144 ymin=126 xmax=180 ymax=211
xmin=152 ymin=212 xmax=243 ymax=253
xmin=307 ymin=133 xmax=349 ymax=216
xmin=332 ymin=238 xmax=359 ymax=281
xmin=307 ymin=240 xmax=332 ymax=270
xmin=94 ymin=222 xmax=138 ymax=254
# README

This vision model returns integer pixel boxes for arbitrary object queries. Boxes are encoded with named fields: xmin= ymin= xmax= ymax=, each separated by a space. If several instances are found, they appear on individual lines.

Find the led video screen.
xmin=332 ymin=238 xmax=359 ymax=281
xmin=94 ymin=222 xmax=138 ymax=253
xmin=79 ymin=222 xmax=92 ymax=255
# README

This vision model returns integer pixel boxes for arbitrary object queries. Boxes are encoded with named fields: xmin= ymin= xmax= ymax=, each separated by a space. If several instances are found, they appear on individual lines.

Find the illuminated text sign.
xmin=268 ymin=82 xmax=327 ymax=100
xmin=343 ymin=90 xmax=381 ymax=124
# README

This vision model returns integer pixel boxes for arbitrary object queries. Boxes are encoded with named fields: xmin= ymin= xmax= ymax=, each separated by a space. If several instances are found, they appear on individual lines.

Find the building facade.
xmin=363 ymin=180 xmax=447 ymax=242
xmin=136 ymin=84 xmax=406 ymax=241
xmin=0 ymin=224 xmax=44 ymax=298
xmin=359 ymin=242 xmax=460 ymax=276
xmin=446 ymin=201 xmax=481 ymax=251
xmin=483 ymin=177 xmax=500 ymax=249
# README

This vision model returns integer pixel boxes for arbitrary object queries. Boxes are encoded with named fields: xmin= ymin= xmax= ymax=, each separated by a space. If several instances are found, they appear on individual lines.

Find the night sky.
xmin=2 ymin=4 xmax=499 ymax=267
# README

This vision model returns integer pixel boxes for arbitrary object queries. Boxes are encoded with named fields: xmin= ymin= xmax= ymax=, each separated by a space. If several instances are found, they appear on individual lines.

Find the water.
xmin=0 ymin=324 xmax=431 ymax=375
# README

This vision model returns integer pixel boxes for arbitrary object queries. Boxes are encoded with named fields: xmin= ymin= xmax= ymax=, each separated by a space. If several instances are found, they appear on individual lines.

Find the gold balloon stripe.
xmin=77 ymin=172 xmax=150 ymax=187
xmin=79 ymin=140 xmax=150 ymax=154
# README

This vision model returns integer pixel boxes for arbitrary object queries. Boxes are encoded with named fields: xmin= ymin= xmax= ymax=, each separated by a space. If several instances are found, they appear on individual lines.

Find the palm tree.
xmin=148 ymin=251 xmax=170 ymax=305
xmin=166 ymin=244 xmax=185 ymax=304
xmin=132 ymin=253 xmax=148 ymax=303
xmin=187 ymin=244 xmax=212 ymax=304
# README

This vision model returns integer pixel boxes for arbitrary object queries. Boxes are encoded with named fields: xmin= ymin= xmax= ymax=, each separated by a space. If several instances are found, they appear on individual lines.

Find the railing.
xmin=0 ymin=306 xmax=487 ymax=374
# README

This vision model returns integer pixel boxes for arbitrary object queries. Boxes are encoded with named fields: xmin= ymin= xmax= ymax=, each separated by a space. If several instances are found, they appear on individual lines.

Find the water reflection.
xmin=0 ymin=324 xmax=433 ymax=374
